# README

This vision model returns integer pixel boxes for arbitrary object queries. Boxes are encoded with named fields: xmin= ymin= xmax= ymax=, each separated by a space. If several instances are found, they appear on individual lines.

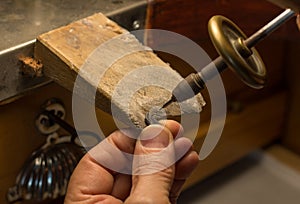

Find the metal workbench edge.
xmin=0 ymin=0 xmax=147 ymax=104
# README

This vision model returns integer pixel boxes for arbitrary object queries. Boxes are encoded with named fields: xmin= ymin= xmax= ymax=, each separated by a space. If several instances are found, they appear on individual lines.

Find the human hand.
xmin=64 ymin=120 xmax=199 ymax=204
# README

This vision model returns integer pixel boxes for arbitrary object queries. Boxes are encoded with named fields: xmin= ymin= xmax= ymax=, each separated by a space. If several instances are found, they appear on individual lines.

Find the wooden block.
xmin=34 ymin=13 xmax=204 ymax=128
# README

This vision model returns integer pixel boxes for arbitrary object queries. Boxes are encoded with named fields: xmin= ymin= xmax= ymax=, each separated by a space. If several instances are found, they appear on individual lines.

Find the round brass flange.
xmin=208 ymin=15 xmax=267 ymax=89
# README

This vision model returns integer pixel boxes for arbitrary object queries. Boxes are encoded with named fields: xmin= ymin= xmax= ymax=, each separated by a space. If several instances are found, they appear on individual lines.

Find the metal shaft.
xmin=166 ymin=9 xmax=295 ymax=106
xmin=245 ymin=8 xmax=295 ymax=47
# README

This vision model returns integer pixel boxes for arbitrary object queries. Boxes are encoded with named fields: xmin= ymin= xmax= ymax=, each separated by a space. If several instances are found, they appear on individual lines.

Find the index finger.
xmin=66 ymin=128 xmax=137 ymax=198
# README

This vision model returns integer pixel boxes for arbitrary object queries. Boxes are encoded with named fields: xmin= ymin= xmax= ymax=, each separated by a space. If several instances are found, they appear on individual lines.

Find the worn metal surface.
xmin=0 ymin=0 xmax=146 ymax=51
xmin=0 ymin=0 xmax=147 ymax=103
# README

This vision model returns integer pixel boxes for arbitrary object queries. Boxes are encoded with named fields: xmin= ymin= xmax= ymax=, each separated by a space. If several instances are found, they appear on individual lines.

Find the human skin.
xmin=64 ymin=120 xmax=199 ymax=204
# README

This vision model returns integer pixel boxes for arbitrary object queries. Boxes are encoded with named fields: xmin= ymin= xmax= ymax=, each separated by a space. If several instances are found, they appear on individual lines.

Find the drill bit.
xmin=162 ymin=57 xmax=226 ymax=108
xmin=162 ymin=96 xmax=176 ymax=109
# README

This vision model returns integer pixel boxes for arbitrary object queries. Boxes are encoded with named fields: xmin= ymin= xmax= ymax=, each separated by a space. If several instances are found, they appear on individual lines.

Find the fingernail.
xmin=140 ymin=125 xmax=170 ymax=148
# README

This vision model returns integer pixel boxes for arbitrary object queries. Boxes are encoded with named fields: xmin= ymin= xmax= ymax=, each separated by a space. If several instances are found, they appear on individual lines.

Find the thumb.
xmin=125 ymin=124 xmax=175 ymax=204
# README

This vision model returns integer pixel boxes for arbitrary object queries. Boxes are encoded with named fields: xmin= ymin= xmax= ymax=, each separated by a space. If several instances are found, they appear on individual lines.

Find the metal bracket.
xmin=0 ymin=0 xmax=147 ymax=104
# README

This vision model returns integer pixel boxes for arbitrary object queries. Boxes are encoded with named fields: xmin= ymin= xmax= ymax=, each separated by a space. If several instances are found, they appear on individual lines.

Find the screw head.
xmin=132 ymin=20 xmax=141 ymax=30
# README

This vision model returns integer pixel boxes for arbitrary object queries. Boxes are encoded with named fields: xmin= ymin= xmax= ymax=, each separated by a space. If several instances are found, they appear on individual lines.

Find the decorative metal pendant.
xmin=7 ymin=99 xmax=87 ymax=203
xmin=7 ymin=134 xmax=85 ymax=203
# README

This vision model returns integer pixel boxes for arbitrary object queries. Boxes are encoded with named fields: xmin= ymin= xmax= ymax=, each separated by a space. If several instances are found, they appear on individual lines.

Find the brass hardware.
xmin=208 ymin=15 xmax=266 ymax=89
xmin=7 ymin=133 xmax=85 ymax=203
xmin=7 ymin=98 xmax=86 ymax=203
xmin=35 ymin=98 xmax=66 ymax=135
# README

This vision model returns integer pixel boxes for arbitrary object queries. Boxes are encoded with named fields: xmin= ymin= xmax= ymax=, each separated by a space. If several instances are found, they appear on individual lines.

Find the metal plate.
xmin=0 ymin=0 xmax=147 ymax=104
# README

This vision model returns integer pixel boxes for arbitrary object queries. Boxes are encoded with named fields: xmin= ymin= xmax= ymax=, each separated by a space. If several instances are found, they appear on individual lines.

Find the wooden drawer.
xmin=146 ymin=0 xmax=298 ymax=42
xmin=0 ymin=83 xmax=117 ymax=204
xmin=0 ymin=82 xmax=287 ymax=203
xmin=185 ymin=91 xmax=287 ymax=189
xmin=146 ymin=0 xmax=293 ymax=97
xmin=146 ymin=0 xmax=294 ymax=189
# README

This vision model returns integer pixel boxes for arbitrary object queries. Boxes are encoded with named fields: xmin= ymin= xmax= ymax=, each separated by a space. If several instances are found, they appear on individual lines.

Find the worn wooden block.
xmin=34 ymin=13 xmax=204 ymax=127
